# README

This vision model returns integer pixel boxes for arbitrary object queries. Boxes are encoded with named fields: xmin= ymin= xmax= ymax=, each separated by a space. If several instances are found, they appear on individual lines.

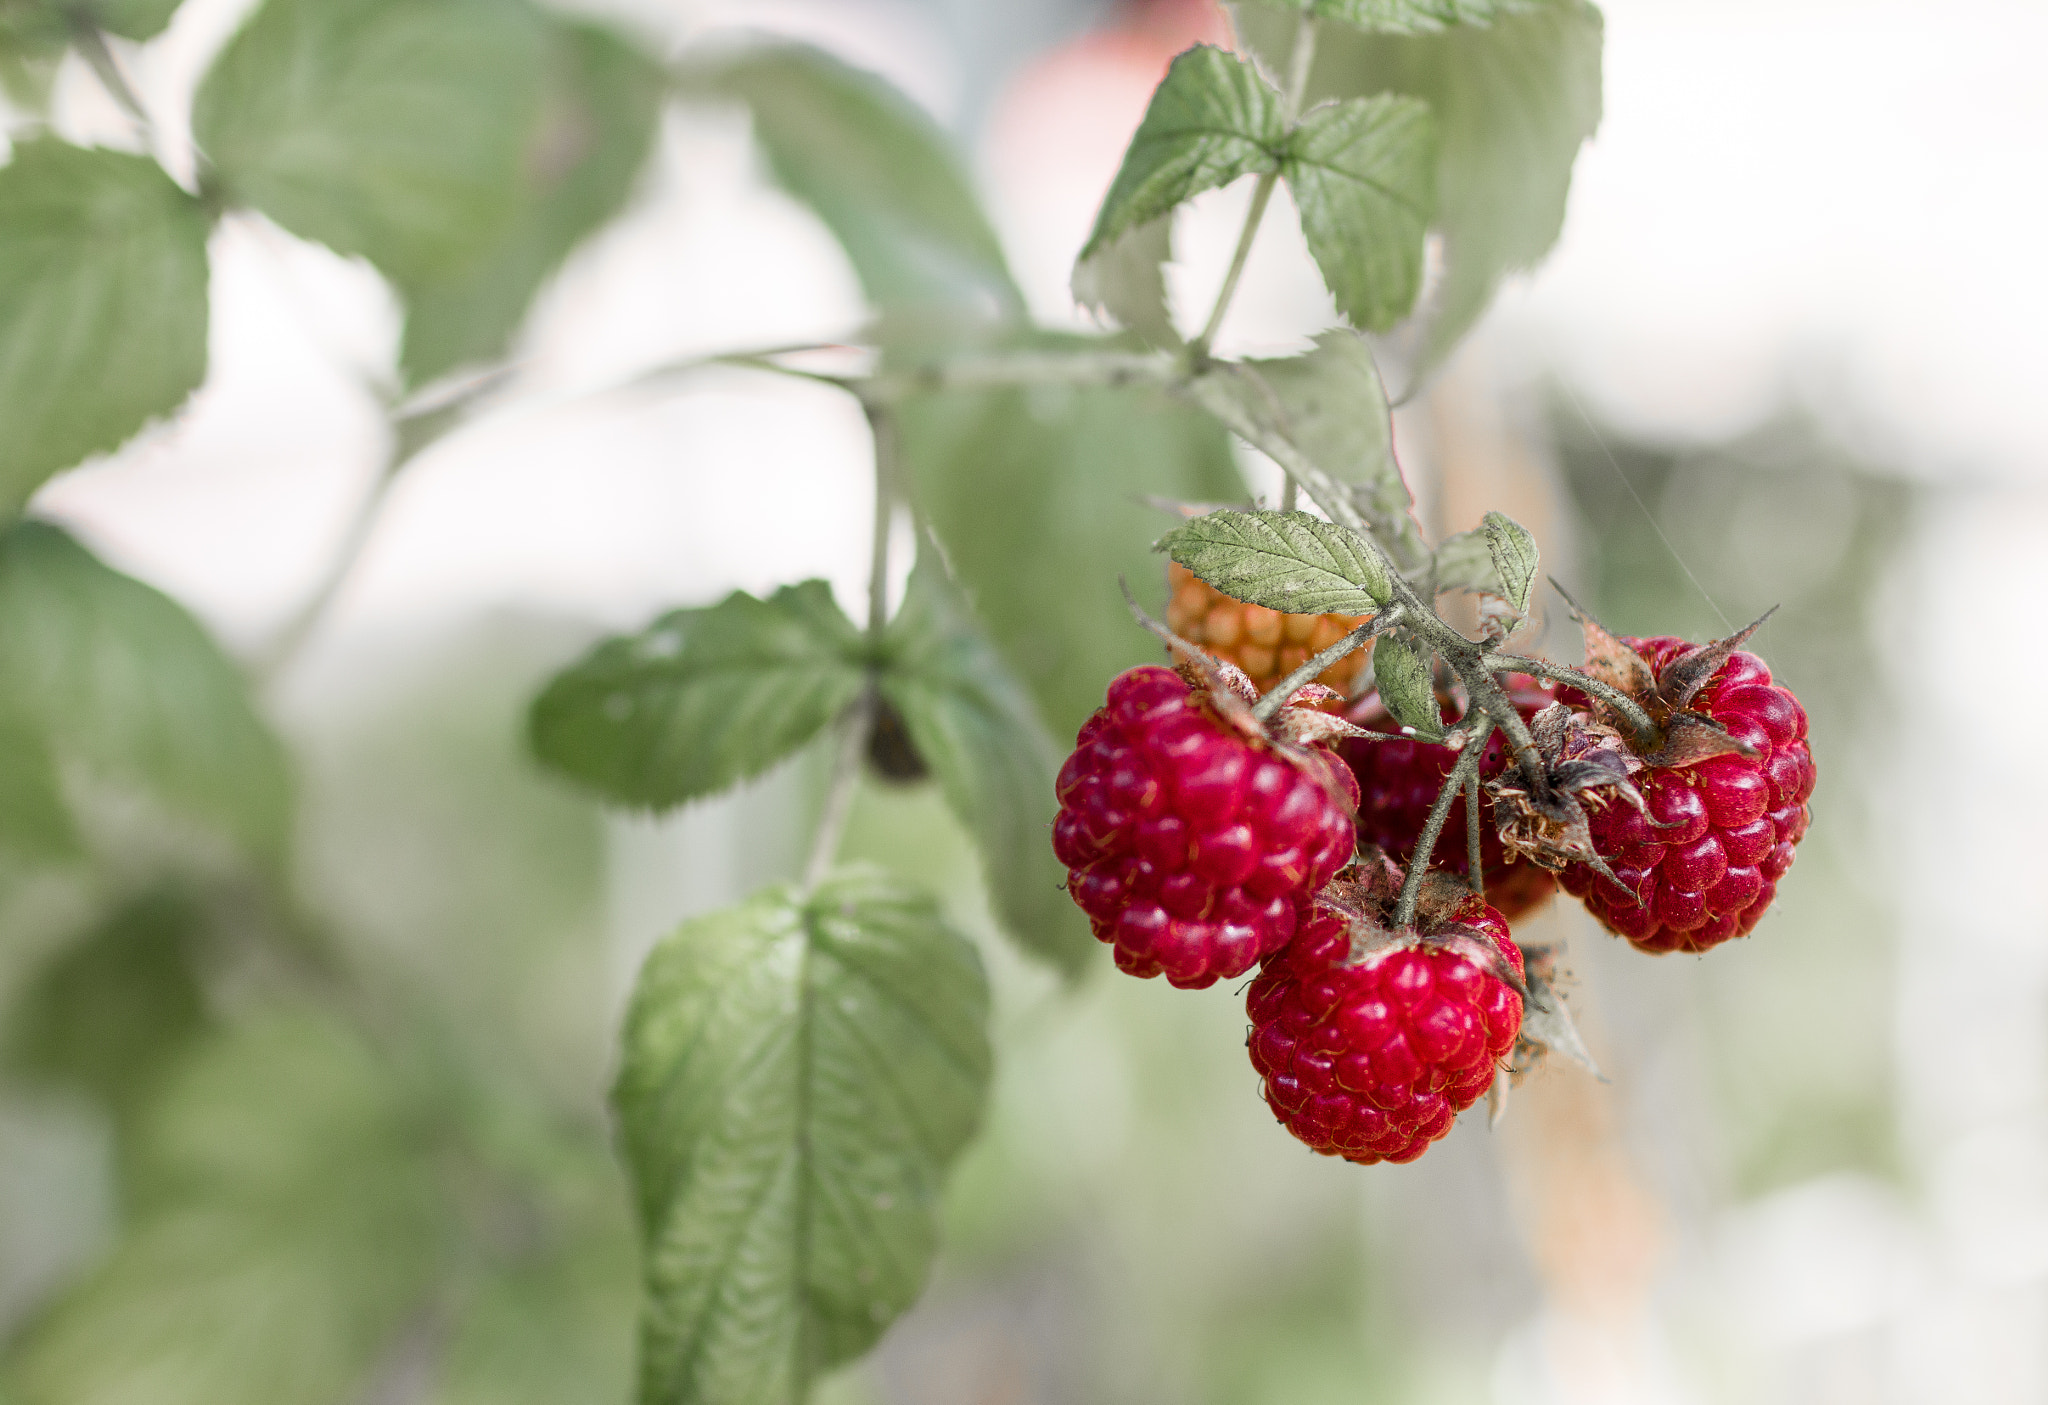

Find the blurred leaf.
xmin=0 ymin=139 xmax=210 ymax=512
xmin=399 ymin=17 xmax=663 ymax=387
xmin=683 ymin=41 xmax=1020 ymax=319
xmin=0 ymin=714 xmax=79 ymax=860
xmin=4 ymin=1013 xmax=453 ymax=1405
xmin=1078 ymin=45 xmax=1283 ymax=265
xmin=0 ymin=522 xmax=292 ymax=862
xmin=1070 ymin=215 xmax=1179 ymax=347
xmin=879 ymin=555 xmax=1094 ymax=978
xmin=1280 ymin=94 xmax=1435 ymax=332
xmin=529 ymin=581 xmax=868 ymax=810
xmin=898 ymin=333 xmax=1244 ymax=739
xmin=1237 ymin=331 xmax=1426 ymax=568
xmin=80 ymin=0 xmax=183 ymax=41
xmin=1278 ymin=0 xmax=1603 ymax=375
xmin=193 ymin=0 xmax=550 ymax=286
xmin=1427 ymin=523 xmax=1504 ymax=596
xmin=614 ymin=867 xmax=990 ymax=1405
xmin=0 ymin=892 xmax=212 ymax=1140
xmin=1237 ymin=0 xmax=1551 ymax=33
xmin=1158 ymin=508 xmax=1390 ymax=615
xmin=1480 ymin=510 xmax=1537 ymax=613
xmin=1371 ymin=632 xmax=1442 ymax=738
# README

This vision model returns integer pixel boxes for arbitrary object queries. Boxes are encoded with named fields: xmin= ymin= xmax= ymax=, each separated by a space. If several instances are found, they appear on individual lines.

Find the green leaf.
xmin=1280 ymin=93 xmax=1436 ymax=332
xmin=878 ymin=555 xmax=1094 ymax=978
xmin=1070 ymin=216 xmax=1179 ymax=348
xmin=81 ymin=0 xmax=184 ymax=41
xmin=1370 ymin=631 xmax=1442 ymax=739
xmin=193 ymin=0 xmax=550 ymax=286
xmin=1237 ymin=330 xmax=1426 ymax=568
xmin=0 ymin=522 xmax=292 ymax=862
xmin=398 ymin=18 xmax=663 ymax=387
xmin=4 ymin=1013 xmax=454 ymax=1405
xmin=1276 ymin=0 xmax=1603 ymax=372
xmin=683 ymin=42 xmax=1020 ymax=319
xmin=1481 ymin=510 xmax=1538 ymax=613
xmin=529 ymin=581 xmax=868 ymax=811
xmin=1239 ymin=0 xmax=1552 ymax=34
xmin=0 ymin=892 xmax=212 ymax=1142
xmin=1077 ymin=45 xmax=1284 ymax=262
xmin=1158 ymin=508 xmax=1391 ymax=616
xmin=614 ymin=867 xmax=991 ymax=1405
xmin=1426 ymin=523 xmax=1502 ymax=596
xmin=0 ymin=713 xmax=79 ymax=860
xmin=0 ymin=139 xmax=210 ymax=512
xmin=898 ymin=334 xmax=1244 ymax=738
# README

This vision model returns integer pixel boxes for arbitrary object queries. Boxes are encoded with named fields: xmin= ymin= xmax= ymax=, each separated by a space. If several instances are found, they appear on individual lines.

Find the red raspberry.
xmin=1248 ymin=897 xmax=1524 ymax=1164
xmin=1339 ymin=677 xmax=1557 ymax=922
xmin=1053 ymin=665 xmax=1359 ymax=988
xmin=1557 ymin=636 xmax=1815 ymax=954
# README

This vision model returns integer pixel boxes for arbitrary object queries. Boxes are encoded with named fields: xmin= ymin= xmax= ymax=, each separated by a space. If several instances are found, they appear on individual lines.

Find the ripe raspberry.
xmin=1557 ymin=636 xmax=1815 ymax=954
xmin=1166 ymin=562 xmax=1369 ymax=698
xmin=1052 ymin=664 xmax=1359 ymax=988
xmin=1338 ymin=676 xmax=1557 ymax=922
xmin=1248 ymin=892 xmax=1524 ymax=1165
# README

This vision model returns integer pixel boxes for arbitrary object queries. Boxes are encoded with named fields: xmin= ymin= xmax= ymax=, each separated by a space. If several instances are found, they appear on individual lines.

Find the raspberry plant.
xmin=0 ymin=0 xmax=1820 ymax=1400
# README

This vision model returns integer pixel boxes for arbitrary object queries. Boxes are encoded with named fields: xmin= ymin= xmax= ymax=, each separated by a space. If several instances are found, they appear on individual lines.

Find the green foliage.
xmin=1283 ymin=95 xmax=1435 ymax=332
xmin=613 ymin=867 xmax=991 ymax=1405
xmin=1158 ymin=508 xmax=1391 ymax=616
xmin=194 ymin=0 xmax=550 ymax=287
xmin=399 ymin=17 xmax=664 ymax=386
xmin=0 ymin=523 xmax=291 ymax=863
xmin=1078 ymin=46 xmax=1283 ymax=263
xmin=0 ymin=140 xmax=210 ymax=513
xmin=78 ymin=0 xmax=184 ymax=41
xmin=898 ymin=336 xmax=1244 ymax=737
xmin=1479 ymin=510 xmax=1537 ymax=613
xmin=1070 ymin=216 xmax=1178 ymax=348
xmin=682 ymin=42 xmax=1021 ymax=320
xmin=0 ymin=715 xmax=78 ymax=860
xmin=1236 ymin=0 xmax=1551 ymax=33
xmin=529 ymin=581 xmax=869 ymax=811
xmin=1427 ymin=523 xmax=1507 ymax=597
xmin=1370 ymin=632 xmax=1442 ymax=739
xmin=879 ymin=556 xmax=1094 ymax=978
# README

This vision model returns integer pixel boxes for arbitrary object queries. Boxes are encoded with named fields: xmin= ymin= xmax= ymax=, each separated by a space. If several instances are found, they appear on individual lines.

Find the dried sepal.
xmin=1640 ymin=711 xmax=1757 ymax=767
xmin=1269 ymin=705 xmax=1375 ymax=749
xmin=1487 ymin=706 xmax=1645 ymax=879
xmin=1653 ymin=608 xmax=1775 ymax=713
xmin=1509 ymin=943 xmax=1603 ymax=1081
xmin=1562 ymin=592 xmax=1655 ymax=704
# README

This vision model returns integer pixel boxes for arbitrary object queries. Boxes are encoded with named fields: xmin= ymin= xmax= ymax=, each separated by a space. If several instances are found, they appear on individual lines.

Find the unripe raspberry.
xmin=1557 ymin=636 xmax=1815 ymax=954
xmin=1053 ymin=664 xmax=1359 ymax=988
xmin=1339 ymin=677 xmax=1557 ymax=921
xmin=1248 ymin=895 xmax=1523 ymax=1164
xmin=1166 ymin=562 xmax=1369 ymax=698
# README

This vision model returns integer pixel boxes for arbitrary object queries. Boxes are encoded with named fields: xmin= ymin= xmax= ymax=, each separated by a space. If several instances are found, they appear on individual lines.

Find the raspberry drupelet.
xmin=1052 ymin=664 xmax=1359 ymax=988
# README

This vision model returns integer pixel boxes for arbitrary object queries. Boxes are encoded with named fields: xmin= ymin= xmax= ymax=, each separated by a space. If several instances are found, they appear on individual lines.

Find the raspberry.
xmin=1557 ymin=636 xmax=1815 ymax=954
xmin=1248 ymin=893 xmax=1524 ymax=1165
xmin=1052 ymin=664 xmax=1359 ymax=988
xmin=1339 ymin=676 xmax=1557 ymax=921
xmin=1166 ymin=562 xmax=1369 ymax=698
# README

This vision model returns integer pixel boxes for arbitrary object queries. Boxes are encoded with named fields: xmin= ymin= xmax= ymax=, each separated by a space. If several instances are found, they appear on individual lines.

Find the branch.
xmin=1392 ymin=719 xmax=1493 ymax=928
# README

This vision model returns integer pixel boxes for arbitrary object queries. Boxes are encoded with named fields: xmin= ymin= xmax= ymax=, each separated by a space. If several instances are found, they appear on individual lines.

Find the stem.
xmin=801 ymin=693 xmax=874 ymax=892
xmin=1392 ymin=721 xmax=1492 ymax=927
xmin=1192 ymin=16 xmax=1319 ymax=355
xmin=1249 ymin=610 xmax=1398 ymax=724
xmin=70 ymin=19 xmax=151 ymax=133
xmin=1464 ymin=759 xmax=1484 ymax=897
xmin=1485 ymin=653 xmax=1658 ymax=746
xmin=864 ymin=405 xmax=898 ymax=648
xmin=257 ymin=450 xmax=402 ymax=683
xmin=1279 ymin=477 xmax=1299 ymax=513
xmin=873 ymin=348 xmax=1173 ymax=400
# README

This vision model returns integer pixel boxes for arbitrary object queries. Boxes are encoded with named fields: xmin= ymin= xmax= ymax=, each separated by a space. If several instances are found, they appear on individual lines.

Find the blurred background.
xmin=2 ymin=0 xmax=2045 ymax=1402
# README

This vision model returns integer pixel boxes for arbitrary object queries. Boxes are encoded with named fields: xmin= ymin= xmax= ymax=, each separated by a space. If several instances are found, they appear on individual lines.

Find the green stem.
xmin=801 ymin=693 xmax=873 ymax=892
xmin=70 ymin=19 xmax=150 ymax=131
xmin=1464 ymin=758 xmax=1484 ymax=897
xmin=1249 ymin=610 xmax=1398 ymax=724
xmin=1392 ymin=720 xmax=1492 ymax=928
xmin=1484 ymin=653 xmax=1657 ymax=746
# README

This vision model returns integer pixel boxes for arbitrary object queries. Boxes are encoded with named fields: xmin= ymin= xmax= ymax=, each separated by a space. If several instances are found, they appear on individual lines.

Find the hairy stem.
xmin=1249 ymin=610 xmax=1399 ymax=724
xmin=1392 ymin=720 xmax=1492 ymax=927
xmin=1485 ymin=653 xmax=1658 ymax=745
xmin=1464 ymin=758 xmax=1484 ymax=897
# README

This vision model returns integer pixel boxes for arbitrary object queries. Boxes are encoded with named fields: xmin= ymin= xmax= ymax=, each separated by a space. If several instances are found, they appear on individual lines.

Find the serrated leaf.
xmin=879 ymin=555 xmax=1094 ymax=978
xmin=1070 ymin=215 xmax=1179 ymax=347
xmin=1481 ymin=510 xmax=1537 ymax=613
xmin=1427 ymin=524 xmax=1500 ymax=596
xmin=398 ymin=18 xmax=663 ymax=387
xmin=194 ymin=0 xmax=550 ymax=286
xmin=0 ymin=523 xmax=292 ymax=862
xmin=4 ymin=1013 xmax=455 ymax=1405
xmin=528 ymin=580 xmax=868 ymax=811
xmin=1158 ymin=508 xmax=1391 ymax=616
xmin=684 ymin=42 xmax=1020 ymax=319
xmin=614 ymin=867 xmax=991 ymax=1405
xmin=899 ymin=333 xmax=1242 ymax=737
xmin=1238 ymin=331 xmax=1426 ymax=568
xmin=1077 ymin=45 xmax=1284 ymax=263
xmin=1237 ymin=0 xmax=1552 ymax=34
xmin=1371 ymin=631 xmax=1442 ymax=738
xmin=1281 ymin=93 xmax=1436 ymax=332
xmin=0 ymin=139 xmax=210 ymax=511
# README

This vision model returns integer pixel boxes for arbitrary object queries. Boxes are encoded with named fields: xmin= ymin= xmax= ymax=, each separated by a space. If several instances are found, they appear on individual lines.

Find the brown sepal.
xmin=1640 ymin=711 xmax=1758 ymax=768
xmin=1565 ymin=595 xmax=1655 ymax=705
xmin=1653 ymin=607 xmax=1776 ymax=711
xmin=1269 ymin=705 xmax=1376 ymax=750
xmin=1508 ymin=943 xmax=1603 ymax=1081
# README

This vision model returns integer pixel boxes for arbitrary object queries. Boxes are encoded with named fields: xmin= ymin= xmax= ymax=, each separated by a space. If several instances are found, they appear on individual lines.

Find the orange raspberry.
xmin=1165 ymin=563 xmax=1370 ymax=698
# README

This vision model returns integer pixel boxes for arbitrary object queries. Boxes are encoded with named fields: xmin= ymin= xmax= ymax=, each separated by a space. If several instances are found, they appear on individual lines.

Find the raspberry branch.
xmin=1248 ymin=610 xmax=1401 ymax=725
xmin=1483 ymin=652 xmax=1657 ymax=746
xmin=1391 ymin=719 xmax=1494 ymax=928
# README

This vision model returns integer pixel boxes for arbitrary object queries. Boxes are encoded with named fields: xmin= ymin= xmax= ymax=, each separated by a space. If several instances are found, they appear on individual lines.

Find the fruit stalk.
xmin=1248 ymin=610 xmax=1400 ymax=724
xmin=1391 ymin=719 xmax=1493 ymax=927
xmin=1484 ymin=652 xmax=1657 ymax=745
